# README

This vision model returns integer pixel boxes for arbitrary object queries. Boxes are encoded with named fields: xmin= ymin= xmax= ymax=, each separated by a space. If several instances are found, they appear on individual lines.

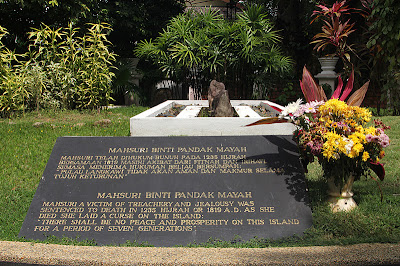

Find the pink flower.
xmin=303 ymin=103 xmax=317 ymax=114
xmin=378 ymin=133 xmax=390 ymax=147
xmin=366 ymin=134 xmax=374 ymax=142
xmin=337 ymin=122 xmax=345 ymax=127
xmin=367 ymin=132 xmax=390 ymax=148
xmin=379 ymin=133 xmax=389 ymax=142
xmin=381 ymin=141 xmax=390 ymax=148
xmin=304 ymin=101 xmax=325 ymax=114
xmin=307 ymin=140 xmax=323 ymax=155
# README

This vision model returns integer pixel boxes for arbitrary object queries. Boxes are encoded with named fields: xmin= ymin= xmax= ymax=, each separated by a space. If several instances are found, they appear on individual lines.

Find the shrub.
xmin=135 ymin=6 xmax=292 ymax=99
xmin=0 ymin=23 xmax=116 ymax=116
xmin=0 ymin=26 xmax=30 ymax=115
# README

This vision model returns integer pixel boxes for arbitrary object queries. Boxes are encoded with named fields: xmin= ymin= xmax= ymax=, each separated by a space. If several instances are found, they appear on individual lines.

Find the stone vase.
xmin=315 ymin=56 xmax=339 ymax=97
xmin=318 ymin=57 xmax=339 ymax=75
xmin=327 ymin=174 xmax=357 ymax=212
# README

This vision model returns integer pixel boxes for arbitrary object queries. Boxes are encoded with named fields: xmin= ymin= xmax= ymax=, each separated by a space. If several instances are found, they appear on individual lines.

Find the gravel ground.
xmin=1 ymin=241 xmax=400 ymax=265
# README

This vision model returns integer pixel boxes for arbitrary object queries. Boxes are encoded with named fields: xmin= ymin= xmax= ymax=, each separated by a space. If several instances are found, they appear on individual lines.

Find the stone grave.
xmin=130 ymin=100 xmax=295 ymax=136
xmin=19 ymin=136 xmax=312 ymax=246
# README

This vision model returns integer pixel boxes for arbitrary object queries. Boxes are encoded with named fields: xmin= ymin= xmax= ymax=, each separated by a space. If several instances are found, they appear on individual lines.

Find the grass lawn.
xmin=0 ymin=107 xmax=399 ymax=247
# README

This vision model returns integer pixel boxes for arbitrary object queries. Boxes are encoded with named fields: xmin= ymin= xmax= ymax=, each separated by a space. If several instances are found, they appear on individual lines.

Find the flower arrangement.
xmin=248 ymin=94 xmax=390 ymax=211
xmin=247 ymin=64 xmax=389 ymax=210
xmin=284 ymin=98 xmax=390 ymax=184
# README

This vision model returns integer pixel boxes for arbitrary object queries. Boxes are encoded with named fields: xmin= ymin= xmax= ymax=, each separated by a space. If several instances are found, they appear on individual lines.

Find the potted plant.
xmin=310 ymin=0 xmax=357 ymax=69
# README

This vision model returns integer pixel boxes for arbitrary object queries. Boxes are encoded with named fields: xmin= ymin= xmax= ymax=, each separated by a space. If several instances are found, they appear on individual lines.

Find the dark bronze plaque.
xmin=19 ymin=136 xmax=312 ymax=246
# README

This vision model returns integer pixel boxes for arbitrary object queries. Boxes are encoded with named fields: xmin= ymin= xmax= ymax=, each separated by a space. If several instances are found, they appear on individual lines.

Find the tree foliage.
xmin=0 ymin=0 xmax=184 ymax=56
xmin=244 ymin=0 xmax=317 ymax=75
xmin=367 ymin=0 xmax=400 ymax=114
xmin=106 ymin=0 xmax=185 ymax=57
xmin=135 ymin=6 xmax=292 ymax=99
xmin=0 ymin=0 xmax=97 ymax=51
xmin=368 ymin=0 xmax=400 ymax=74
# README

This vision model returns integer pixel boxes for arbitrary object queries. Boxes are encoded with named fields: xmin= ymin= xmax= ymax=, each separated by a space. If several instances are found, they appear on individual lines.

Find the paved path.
xmin=1 ymin=241 xmax=400 ymax=265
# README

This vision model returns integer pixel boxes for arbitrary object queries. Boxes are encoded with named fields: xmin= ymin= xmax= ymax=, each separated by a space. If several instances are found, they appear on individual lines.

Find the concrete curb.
xmin=1 ymin=241 xmax=399 ymax=265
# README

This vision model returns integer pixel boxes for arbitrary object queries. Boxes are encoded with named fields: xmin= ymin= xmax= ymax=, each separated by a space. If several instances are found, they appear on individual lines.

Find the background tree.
xmin=105 ymin=0 xmax=185 ymax=57
xmin=367 ymin=0 xmax=400 ymax=114
xmin=234 ymin=0 xmax=318 ymax=104
xmin=243 ymin=0 xmax=317 ymax=76
xmin=307 ymin=0 xmax=398 ymax=113
xmin=245 ymin=0 xmax=393 ymax=112
xmin=0 ymin=0 xmax=184 ymax=106
xmin=0 ymin=0 xmax=184 ymax=57
xmin=0 ymin=0 xmax=98 ymax=52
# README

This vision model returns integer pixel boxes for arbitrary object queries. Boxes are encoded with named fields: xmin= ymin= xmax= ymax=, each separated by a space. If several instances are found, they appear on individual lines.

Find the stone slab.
xmin=234 ymin=106 xmax=261 ymax=118
xmin=176 ymin=106 xmax=202 ymax=118
xmin=19 ymin=136 xmax=312 ymax=246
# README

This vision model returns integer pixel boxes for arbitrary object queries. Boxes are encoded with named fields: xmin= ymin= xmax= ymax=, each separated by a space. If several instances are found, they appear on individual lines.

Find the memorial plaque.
xmin=19 ymin=136 xmax=312 ymax=246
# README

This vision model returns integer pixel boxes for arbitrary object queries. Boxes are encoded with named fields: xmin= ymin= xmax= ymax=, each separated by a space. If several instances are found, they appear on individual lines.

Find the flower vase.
xmin=327 ymin=175 xmax=357 ymax=212
xmin=315 ymin=57 xmax=339 ymax=97
xmin=317 ymin=57 xmax=339 ymax=76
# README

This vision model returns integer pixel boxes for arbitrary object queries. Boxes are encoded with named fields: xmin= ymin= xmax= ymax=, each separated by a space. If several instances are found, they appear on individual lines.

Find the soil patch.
xmin=155 ymin=104 xmax=276 ymax=118
xmin=156 ymin=104 xmax=186 ymax=117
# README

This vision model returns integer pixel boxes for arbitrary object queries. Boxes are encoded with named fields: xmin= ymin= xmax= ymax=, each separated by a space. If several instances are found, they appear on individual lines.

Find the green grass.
xmin=0 ymin=106 xmax=147 ymax=243
xmin=0 ymin=108 xmax=399 ymax=247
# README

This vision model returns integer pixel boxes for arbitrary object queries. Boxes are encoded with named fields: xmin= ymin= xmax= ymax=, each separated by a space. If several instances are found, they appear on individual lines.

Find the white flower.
xmin=293 ymin=106 xmax=306 ymax=117
xmin=303 ymin=100 xmax=325 ymax=114
xmin=344 ymin=139 xmax=354 ymax=155
xmin=280 ymin=99 xmax=303 ymax=117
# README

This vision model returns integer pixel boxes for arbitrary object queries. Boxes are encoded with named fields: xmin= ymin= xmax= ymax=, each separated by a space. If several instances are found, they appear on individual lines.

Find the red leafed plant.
xmin=310 ymin=1 xmax=361 ymax=65
xmin=247 ymin=65 xmax=370 ymax=127
xmin=300 ymin=66 xmax=370 ymax=106
xmin=247 ymin=68 xmax=388 ymax=187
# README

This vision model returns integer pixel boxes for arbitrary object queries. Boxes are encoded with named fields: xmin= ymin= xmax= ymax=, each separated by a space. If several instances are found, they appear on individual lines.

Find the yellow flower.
xmin=322 ymin=132 xmax=341 ymax=160
xmin=316 ymin=100 xmax=379 ymax=163
xmin=353 ymin=143 xmax=364 ymax=155
xmin=365 ymin=126 xmax=377 ymax=135
xmin=352 ymin=106 xmax=372 ymax=123
xmin=354 ymin=125 xmax=364 ymax=133
xmin=349 ymin=131 xmax=366 ymax=144
xmin=319 ymin=100 xmax=371 ymax=127
xmin=319 ymin=99 xmax=348 ymax=118
xmin=362 ymin=151 xmax=370 ymax=162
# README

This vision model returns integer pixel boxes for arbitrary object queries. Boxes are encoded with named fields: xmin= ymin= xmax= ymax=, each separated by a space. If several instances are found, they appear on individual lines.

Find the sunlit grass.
xmin=0 ymin=106 xmax=147 ymax=242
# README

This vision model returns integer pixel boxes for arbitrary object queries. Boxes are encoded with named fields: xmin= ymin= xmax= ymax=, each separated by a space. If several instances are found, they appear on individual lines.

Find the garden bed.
xmin=155 ymin=103 xmax=277 ymax=118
